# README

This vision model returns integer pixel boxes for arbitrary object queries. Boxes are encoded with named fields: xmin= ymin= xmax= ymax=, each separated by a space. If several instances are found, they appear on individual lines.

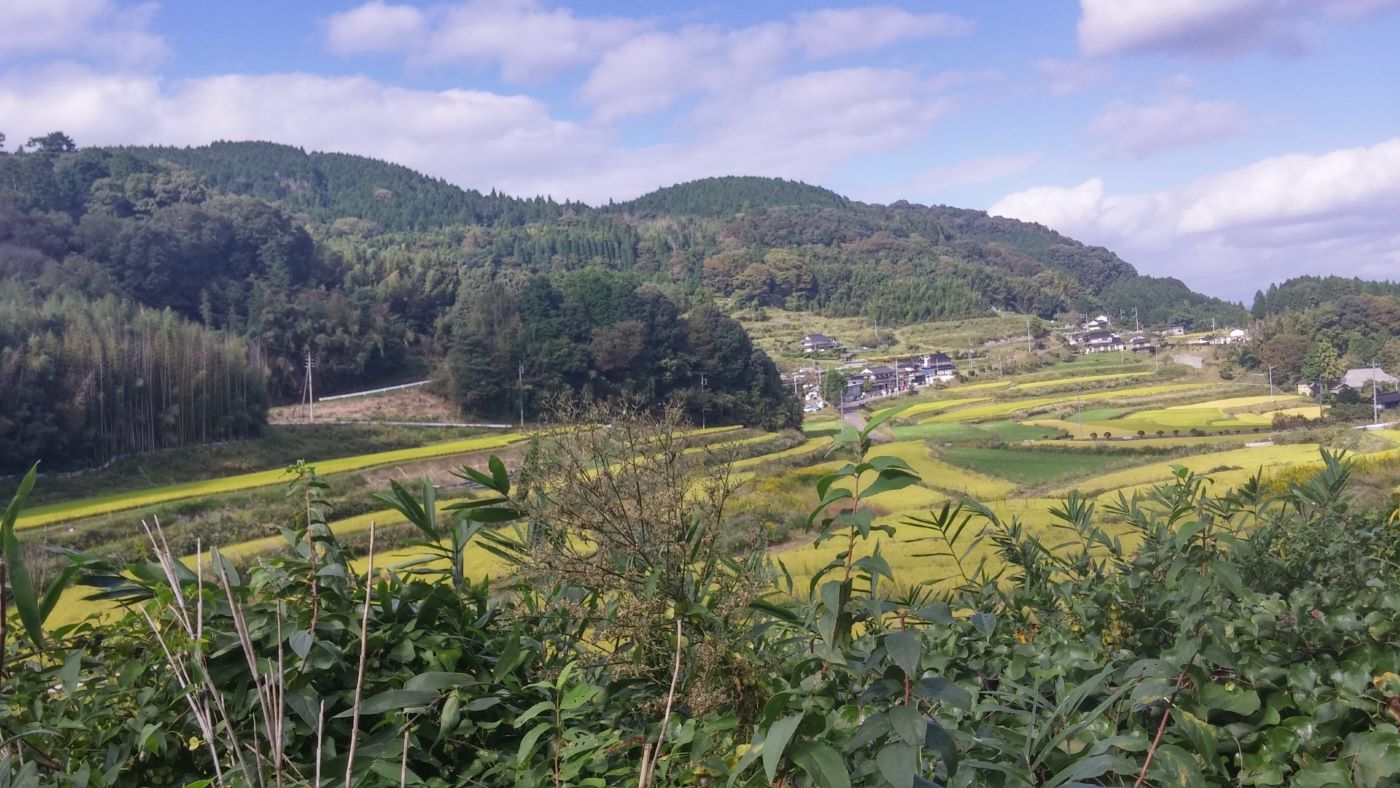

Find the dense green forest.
xmin=110 ymin=142 xmax=1245 ymax=327
xmin=1233 ymin=277 xmax=1400 ymax=384
xmin=1 ymin=134 xmax=1261 ymax=469
xmin=446 ymin=271 xmax=798 ymax=429
xmin=0 ymin=287 xmax=265 ymax=473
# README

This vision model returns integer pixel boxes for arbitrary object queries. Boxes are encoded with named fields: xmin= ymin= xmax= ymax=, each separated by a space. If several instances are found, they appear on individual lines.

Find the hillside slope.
xmin=112 ymin=141 xmax=572 ymax=231
xmin=106 ymin=142 xmax=1243 ymax=327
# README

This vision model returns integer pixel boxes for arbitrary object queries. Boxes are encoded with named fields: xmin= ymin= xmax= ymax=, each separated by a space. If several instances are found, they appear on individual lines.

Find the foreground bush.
xmin=1 ymin=409 xmax=1399 ymax=786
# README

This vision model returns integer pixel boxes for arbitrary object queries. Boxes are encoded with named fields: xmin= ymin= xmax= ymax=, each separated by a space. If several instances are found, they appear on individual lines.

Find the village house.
xmin=843 ymin=364 xmax=898 ymax=398
xmin=1128 ymin=335 xmax=1156 ymax=354
xmin=1377 ymin=390 xmax=1400 ymax=412
xmin=1163 ymin=325 xmax=1186 ymax=337
xmin=1080 ymin=330 xmax=1124 ymax=354
xmin=1342 ymin=367 xmax=1399 ymax=391
xmin=800 ymin=333 xmax=840 ymax=353
xmin=922 ymin=352 xmax=958 ymax=382
xmin=1081 ymin=314 xmax=1111 ymax=330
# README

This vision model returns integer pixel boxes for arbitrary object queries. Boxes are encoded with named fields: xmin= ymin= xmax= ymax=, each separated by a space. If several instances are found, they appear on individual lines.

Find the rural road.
xmin=841 ymin=406 xmax=867 ymax=431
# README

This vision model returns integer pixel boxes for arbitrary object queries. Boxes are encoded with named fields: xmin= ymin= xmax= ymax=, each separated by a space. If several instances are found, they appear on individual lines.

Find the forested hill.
xmin=1233 ymin=274 xmax=1400 ymax=388
xmin=110 ymin=141 xmax=574 ymax=231
xmin=106 ymin=140 xmax=1241 ymax=328
xmin=613 ymin=175 xmax=851 ymax=216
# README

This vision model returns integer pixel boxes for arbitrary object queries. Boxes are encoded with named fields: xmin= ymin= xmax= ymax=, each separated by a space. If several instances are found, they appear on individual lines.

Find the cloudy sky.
xmin=3 ymin=0 xmax=1399 ymax=300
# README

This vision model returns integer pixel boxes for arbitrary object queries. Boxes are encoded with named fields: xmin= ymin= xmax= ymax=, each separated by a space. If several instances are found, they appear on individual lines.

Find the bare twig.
xmin=314 ymin=700 xmax=326 ymax=786
xmin=640 ymin=619 xmax=684 ymax=788
xmin=400 ymin=724 xmax=411 ymax=787
xmin=344 ymin=521 xmax=376 ymax=787
xmin=1134 ymin=657 xmax=1196 ymax=788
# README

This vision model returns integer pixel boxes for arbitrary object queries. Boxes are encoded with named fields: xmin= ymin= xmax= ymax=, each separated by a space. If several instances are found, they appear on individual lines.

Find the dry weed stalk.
xmin=522 ymin=402 xmax=764 ymax=718
xmin=344 ymin=520 xmax=376 ymax=786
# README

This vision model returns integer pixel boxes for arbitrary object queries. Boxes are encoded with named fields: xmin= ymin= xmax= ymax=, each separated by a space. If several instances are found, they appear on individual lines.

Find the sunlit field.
xmin=35 ymin=352 xmax=1397 ymax=625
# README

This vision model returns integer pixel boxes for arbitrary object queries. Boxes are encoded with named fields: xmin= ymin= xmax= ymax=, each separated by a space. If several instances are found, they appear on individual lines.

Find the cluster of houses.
xmin=838 ymin=353 xmax=959 ymax=400
xmin=789 ymin=334 xmax=963 ymax=408
xmin=1298 ymin=367 xmax=1400 ymax=412
xmin=1065 ymin=316 xmax=1160 ymax=356
xmin=1063 ymin=315 xmax=1252 ymax=356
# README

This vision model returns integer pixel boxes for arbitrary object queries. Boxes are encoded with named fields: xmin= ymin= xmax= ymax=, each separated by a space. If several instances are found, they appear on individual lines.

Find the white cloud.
xmin=324 ymin=0 xmax=645 ymax=81
xmin=1035 ymin=57 xmax=1111 ymax=96
xmin=790 ymin=6 xmax=972 ymax=57
xmin=1078 ymin=0 xmax=1400 ymax=57
xmin=578 ymin=8 xmax=973 ymax=121
xmin=989 ymin=138 xmax=1400 ymax=298
xmin=0 ymin=65 xmax=603 ymax=196
xmin=1089 ymin=96 xmax=1251 ymax=158
xmin=422 ymin=0 xmax=644 ymax=81
xmin=0 ymin=64 xmax=953 ymax=205
xmin=325 ymin=3 xmax=973 ymax=115
xmin=0 ymin=0 xmax=166 ymax=66
xmin=579 ymin=23 xmax=789 ymax=121
xmin=882 ymin=154 xmax=1041 ymax=201
xmin=324 ymin=1 xmax=426 ymax=55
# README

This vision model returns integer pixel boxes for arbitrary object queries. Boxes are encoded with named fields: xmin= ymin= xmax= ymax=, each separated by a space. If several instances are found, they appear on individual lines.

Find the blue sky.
xmin=2 ymin=1 xmax=1399 ymax=299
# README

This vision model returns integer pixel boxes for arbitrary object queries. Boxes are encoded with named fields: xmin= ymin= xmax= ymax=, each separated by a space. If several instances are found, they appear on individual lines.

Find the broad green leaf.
xmin=763 ymin=713 xmax=804 ymax=783
xmin=560 ymin=684 xmax=599 ymax=710
xmin=915 ymin=677 xmax=971 ymax=710
xmin=888 ymin=704 xmax=924 ymax=747
xmin=864 ymin=405 xmax=907 ymax=436
xmin=406 ymin=672 xmax=476 ymax=692
xmin=884 ymin=630 xmax=920 ymax=678
xmin=862 ymin=469 xmax=919 ymax=500
xmin=288 ymin=629 xmax=313 ymax=660
xmin=342 ymin=689 xmax=439 ymax=716
xmin=59 ymin=648 xmax=83 ymax=695
xmin=789 ymin=740 xmax=851 ymax=788
xmin=1 ymin=464 xmax=43 ymax=647
xmin=1046 ymin=753 xmax=1117 ymax=788
xmin=515 ymin=700 xmax=555 ymax=726
xmin=437 ymin=693 xmax=461 ymax=744
xmin=517 ymin=722 xmax=551 ymax=763
xmin=877 ymin=743 xmax=917 ymax=788
xmin=1170 ymin=709 xmax=1218 ymax=772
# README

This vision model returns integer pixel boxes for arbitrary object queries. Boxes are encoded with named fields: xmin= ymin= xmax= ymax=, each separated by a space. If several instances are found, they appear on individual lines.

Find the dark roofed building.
xmin=800 ymin=333 xmax=840 ymax=352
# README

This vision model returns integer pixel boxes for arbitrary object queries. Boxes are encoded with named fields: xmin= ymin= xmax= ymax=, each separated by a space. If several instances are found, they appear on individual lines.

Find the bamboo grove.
xmin=0 ymin=290 xmax=266 ymax=474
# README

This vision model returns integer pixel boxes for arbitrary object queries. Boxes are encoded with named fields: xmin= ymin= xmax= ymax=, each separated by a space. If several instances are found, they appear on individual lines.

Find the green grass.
xmin=803 ymin=418 xmax=844 ymax=438
xmin=1012 ymin=371 xmax=1155 ymax=391
xmin=888 ymin=423 xmax=992 ymax=442
xmin=18 ymin=432 xmax=528 ymax=530
xmin=7 ymin=423 xmax=493 ymax=505
xmin=938 ymin=447 xmax=1129 ymax=486
xmin=921 ymin=383 xmax=1213 ymax=424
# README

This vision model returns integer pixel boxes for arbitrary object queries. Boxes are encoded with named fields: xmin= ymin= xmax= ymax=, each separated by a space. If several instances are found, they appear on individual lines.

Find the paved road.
xmin=841 ymin=405 xmax=867 ymax=431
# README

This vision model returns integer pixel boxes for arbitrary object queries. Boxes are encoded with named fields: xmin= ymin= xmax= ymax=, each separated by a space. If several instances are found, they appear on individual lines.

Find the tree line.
xmin=445 ymin=269 xmax=800 ymax=429
xmin=0 ymin=288 xmax=265 ymax=474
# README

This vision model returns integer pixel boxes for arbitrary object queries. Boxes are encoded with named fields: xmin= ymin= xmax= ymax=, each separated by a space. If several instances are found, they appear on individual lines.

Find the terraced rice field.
xmin=18 ymin=432 xmax=531 ymax=530
xmin=920 ymin=383 xmax=1210 ymax=424
xmin=1012 ymin=371 xmax=1154 ymax=390
xmin=938 ymin=447 xmax=1131 ymax=486
xmin=37 ymin=351 xmax=1393 ymax=624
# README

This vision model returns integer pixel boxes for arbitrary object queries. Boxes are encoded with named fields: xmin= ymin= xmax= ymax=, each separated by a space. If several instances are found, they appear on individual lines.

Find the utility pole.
xmin=1267 ymin=366 xmax=1275 ymax=400
xmin=700 ymin=374 xmax=707 ymax=429
xmin=1373 ymin=361 xmax=1381 ymax=426
xmin=1026 ymin=316 xmax=1033 ymax=354
xmin=1133 ymin=306 xmax=1140 ymax=333
xmin=518 ymin=361 xmax=524 ymax=430
xmin=303 ymin=350 xmax=315 ymax=423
